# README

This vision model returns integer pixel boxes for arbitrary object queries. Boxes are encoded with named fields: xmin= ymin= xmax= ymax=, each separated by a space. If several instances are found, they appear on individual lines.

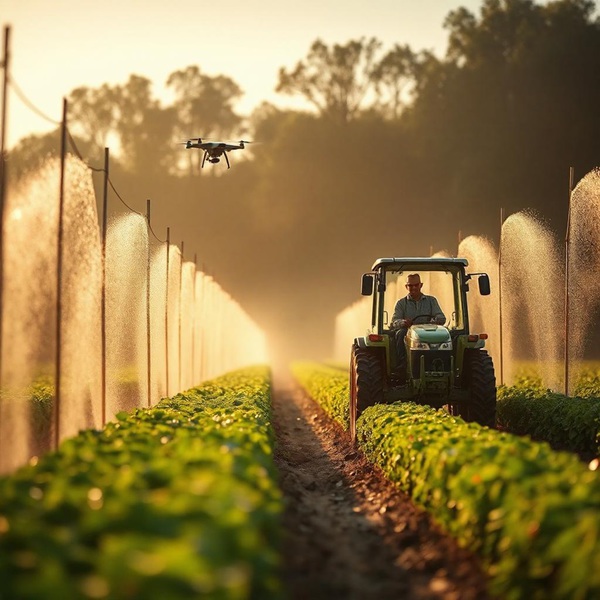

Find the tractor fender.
xmin=353 ymin=335 xmax=390 ymax=374
xmin=353 ymin=335 xmax=388 ymax=350
xmin=454 ymin=335 xmax=487 ymax=384
xmin=353 ymin=336 xmax=369 ymax=349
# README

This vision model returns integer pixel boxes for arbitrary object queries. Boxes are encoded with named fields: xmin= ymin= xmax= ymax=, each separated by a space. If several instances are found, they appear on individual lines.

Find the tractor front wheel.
xmin=349 ymin=344 xmax=384 ymax=442
xmin=455 ymin=349 xmax=496 ymax=427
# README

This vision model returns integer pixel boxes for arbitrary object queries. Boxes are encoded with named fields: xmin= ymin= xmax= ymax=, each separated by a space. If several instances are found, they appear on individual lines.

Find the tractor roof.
xmin=371 ymin=257 xmax=469 ymax=272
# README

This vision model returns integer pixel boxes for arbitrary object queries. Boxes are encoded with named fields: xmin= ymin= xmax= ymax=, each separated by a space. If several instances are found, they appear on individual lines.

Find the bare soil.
xmin=271 ymin=374 xmax=490 ymax=600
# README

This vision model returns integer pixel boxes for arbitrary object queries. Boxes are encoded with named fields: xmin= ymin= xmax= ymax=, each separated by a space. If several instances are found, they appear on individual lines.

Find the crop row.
xmin=0 ymin=366 xmax=283 ymax=600
xmin=497 ymin=386 xmax=600 ymax=458
xmin=291 ymin=361 xmax=600 ymax=599
xmin=317 ymin=361 xmax=600 ymax=457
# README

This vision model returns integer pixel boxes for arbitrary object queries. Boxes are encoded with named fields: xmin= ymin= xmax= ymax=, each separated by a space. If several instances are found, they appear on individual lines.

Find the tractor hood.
xmin=408 ymin=324 xmax=451 ymax=345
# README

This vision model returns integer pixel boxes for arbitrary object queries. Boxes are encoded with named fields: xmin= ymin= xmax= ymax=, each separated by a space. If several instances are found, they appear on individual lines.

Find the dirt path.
xmin=271 ymin=375 xmax=490 ymax=600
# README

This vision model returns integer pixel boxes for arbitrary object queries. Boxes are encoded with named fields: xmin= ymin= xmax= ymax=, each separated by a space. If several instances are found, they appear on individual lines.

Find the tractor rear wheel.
xmin=349 ymin=344 xmax=384 ymax=442
xmin=456 ymin=350 xmax=496 ymax=427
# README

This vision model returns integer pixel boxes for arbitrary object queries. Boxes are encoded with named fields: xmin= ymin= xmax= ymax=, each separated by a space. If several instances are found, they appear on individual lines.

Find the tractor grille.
xmin=410 ymin=350 xmax=452 ymax=379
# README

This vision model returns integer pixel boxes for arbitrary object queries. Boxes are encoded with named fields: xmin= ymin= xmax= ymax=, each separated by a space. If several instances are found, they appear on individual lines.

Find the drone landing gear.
xmin=224 ymin=153 xmax=230 ymax=169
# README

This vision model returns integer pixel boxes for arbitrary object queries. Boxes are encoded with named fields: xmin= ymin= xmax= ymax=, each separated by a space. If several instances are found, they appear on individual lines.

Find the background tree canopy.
xmin=7 ymin=0 xmax=600 ymax=364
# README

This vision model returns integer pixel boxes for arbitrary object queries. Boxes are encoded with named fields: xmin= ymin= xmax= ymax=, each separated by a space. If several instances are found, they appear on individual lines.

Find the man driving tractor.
xmin=390 ymin=273 xmax=446 ymax=377
xmin=391 ymin=273 xmax=446 ymax=329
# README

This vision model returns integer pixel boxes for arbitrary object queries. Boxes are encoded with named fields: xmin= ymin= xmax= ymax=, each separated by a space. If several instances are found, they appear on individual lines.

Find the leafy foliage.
xmin=293 ymin=361 xmax=600 ymax=599
xmin=0 ymin=366 xmax=283 ymax=599
xmin=497 ymin=385 xmax=600 ymax=457
xmin=291 ymin=362 xmax=349 ymax=425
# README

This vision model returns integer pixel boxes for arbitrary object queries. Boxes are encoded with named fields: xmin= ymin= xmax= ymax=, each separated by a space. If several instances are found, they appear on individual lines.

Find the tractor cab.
xmin=349 ymin=257 xmax=495 ymax=441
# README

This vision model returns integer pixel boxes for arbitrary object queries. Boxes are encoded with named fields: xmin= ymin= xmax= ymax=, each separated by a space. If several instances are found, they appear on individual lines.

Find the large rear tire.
xmin=457 ymin=350 xmax=496 ymax=427
xmin=349 ymin=344 xmax=384 ymax=442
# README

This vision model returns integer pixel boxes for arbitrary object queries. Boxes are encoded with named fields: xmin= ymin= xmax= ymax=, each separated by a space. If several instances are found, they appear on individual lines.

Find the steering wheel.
xmin=412 ymin=314 xmax=435 ymax=324
xmin=391 ymin=314 xmax=439 ymax=329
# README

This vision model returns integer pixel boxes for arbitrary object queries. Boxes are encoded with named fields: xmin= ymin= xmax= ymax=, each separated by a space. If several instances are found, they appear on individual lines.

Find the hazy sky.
xmin=3 ymin=0 xmax=552 ymax=147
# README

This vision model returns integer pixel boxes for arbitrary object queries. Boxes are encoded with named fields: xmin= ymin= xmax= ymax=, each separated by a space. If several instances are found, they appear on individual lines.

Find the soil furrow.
xmin=271 ymin=374 xmax=490 ymax=600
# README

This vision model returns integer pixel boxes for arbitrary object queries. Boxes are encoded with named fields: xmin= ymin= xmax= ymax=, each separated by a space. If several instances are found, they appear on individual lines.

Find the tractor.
xmin=349 ymin=257 xmax=496 ymax=441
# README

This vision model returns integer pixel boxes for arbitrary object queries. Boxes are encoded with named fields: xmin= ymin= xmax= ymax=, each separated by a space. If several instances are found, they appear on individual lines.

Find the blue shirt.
xmin=392 ymin=294 xmax=446 ymax=326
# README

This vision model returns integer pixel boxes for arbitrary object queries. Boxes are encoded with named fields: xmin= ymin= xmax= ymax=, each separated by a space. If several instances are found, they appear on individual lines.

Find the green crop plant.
xmin=0 ymin=366 xmax=283 ymax=600
xmin=293 ymin=362 xmax=600 ymax=599
xmin=571 ymin=363 xmax=600 ymax=398
xmin=497 ymin=386 xmax=600 ymax=458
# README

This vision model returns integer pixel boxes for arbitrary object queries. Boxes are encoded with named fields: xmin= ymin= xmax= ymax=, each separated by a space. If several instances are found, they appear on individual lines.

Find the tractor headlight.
xmin=412 ymin=341 xmax=430 ymax=350
xmin=411 ymin=341 xmax=453 ymax=350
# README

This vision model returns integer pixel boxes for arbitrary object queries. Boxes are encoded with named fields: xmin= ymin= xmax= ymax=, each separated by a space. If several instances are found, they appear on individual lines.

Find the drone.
xmin=180 ymin=137 xmax=252 ymax=169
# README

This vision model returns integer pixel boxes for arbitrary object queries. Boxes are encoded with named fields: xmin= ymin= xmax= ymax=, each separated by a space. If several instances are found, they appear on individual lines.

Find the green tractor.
xmin=349 ymin=257 xmax=496 ymax=441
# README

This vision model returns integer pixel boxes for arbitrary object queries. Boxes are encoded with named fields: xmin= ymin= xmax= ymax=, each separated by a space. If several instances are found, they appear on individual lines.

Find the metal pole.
xmin=54 ymin=98 xmax=68 ymax=449
xmin=146 ymin=199 xmax=151 ymax=407
xmin=101 ymin=148 xmax=109 ymax=425
xmin=192 ymin=253 xmax=197 ymax=385
xmin=179 ymin=241 xmax=184 ymax=392
xmin=498 ymin=208 xmax=504 ymax=386
xmin=0 ymin=25 xmax=9 ymax=220
xmin=565 ymin=167 xmax=574 ymax=396
xmin=0 ymin=26 xmax=11 ymax=447
xmin=165 ymin=227 xmax=170 ymax=397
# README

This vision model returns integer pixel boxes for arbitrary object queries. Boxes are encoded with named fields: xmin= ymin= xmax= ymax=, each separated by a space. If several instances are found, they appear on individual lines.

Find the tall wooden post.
xmin=565 ymin=167 xmax=574 ymax=396
xmin=54 ymin=98 xmax=68 ymax=449
xmin=192 ymin=253 xmax=197 ymax=386
xmin=179 ymin=241 xmax=184 ymax=392
xmin=0 ymin=26 xmax=11 ymax=446
xmin=165 ymin=227 xmax=170 ymax=397
xmin=499 ymin=208 xmax=504 ymax=386
xmin=146 ymin=200 xmax=152 ymax=407
xmin=101 ymin=148 xmax=109 ymax=425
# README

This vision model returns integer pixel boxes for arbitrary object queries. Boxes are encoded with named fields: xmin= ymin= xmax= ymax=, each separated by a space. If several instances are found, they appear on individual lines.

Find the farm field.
xmin=271 ymin=374 xmax=490 ymax=599
xmin=291 ymin=362 xmax=600 ymax=599
xmin=4 ymin=363 xmax=599 ymax=598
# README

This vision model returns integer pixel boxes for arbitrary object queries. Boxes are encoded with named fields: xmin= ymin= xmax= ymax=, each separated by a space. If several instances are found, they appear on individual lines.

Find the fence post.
xmin=165 ymin=227 xmax=170 ymax=397
xmin=179 ymin=241 xmax=184 ymax=392
xmin=499 ymin=207 xmax=504 ymax=386
xmin=0 ymin=25 xmax=11 ymax=452
xmin=146 ymin=199 xmax=151 ymax=407
xmin=564 ymin=167 xmax=574 ymax=396
xmin=192 ymin=253 xmax=197 ymax=385
xmin=54 ymin=98 xmax=68 ymax=449
xmin=101 ymin=148 xmax=109 ymax=425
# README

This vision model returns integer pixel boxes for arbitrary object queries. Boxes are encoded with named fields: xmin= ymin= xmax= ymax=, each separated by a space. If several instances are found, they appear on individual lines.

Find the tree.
xmin=166 ymin=66 xmax=243 ymax=174
xmin=66 ymin=76 xmax=178 ymax=173
xmin=67 ymin=84 xmax=118 ymax=155
xmin=276 ymin=37 xmax=383 ymax=124
xmin=113 ymin=75 xmax=176 ymax=173
xmin=403 ymin=0 xmax=600 ymax=235
xmin=371 ymin=44 xmax=419 ymax=120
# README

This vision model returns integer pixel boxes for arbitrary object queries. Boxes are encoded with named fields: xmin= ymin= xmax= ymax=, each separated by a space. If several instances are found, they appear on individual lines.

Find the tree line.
xmin=7 ymin=0 xmax=600 ymax=362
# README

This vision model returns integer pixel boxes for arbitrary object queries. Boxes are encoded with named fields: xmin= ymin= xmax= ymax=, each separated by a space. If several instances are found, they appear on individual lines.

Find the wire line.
xmin=8 ymin=75 xmax=61 ymax=125
xmin=8 ymin=71 xmax=170 ymax=247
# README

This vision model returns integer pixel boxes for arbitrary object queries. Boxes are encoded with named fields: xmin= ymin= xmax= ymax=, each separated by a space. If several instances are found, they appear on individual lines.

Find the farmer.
xmin=390 ymin=273 xmax=445 ymax=379
xmin=391 ymin=273 xmax=446 ymax=329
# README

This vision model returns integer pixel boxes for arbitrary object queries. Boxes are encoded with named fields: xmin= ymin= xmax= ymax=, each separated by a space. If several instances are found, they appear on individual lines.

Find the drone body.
xmin=182 ymin=138 xmax=250 ymax=169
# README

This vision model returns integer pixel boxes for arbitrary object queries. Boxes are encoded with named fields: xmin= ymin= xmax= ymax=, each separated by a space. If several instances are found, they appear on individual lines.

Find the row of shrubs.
xmin=0 ymin=366 xmax=283 ymax=599
xmin=320 ymin=361 xmax=600 ymax=458
xmin=497 ymin=386 xmax=600 ymax=458
xmin=291 ymin=361 xmax=600 ymax=600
